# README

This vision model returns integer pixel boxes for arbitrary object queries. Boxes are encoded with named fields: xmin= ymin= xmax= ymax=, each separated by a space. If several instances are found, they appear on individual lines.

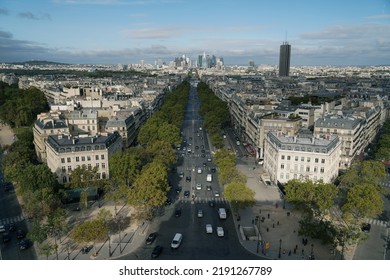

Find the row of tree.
xmin=374 ymin=118 xmax=390 ymax=162
xmin=284 ymin=159 xmax=386 ymax=252
xmin=197 ymin=82 xmax=230 ymax=148
xmin=0 ymin=81 xmax=50 ymax=128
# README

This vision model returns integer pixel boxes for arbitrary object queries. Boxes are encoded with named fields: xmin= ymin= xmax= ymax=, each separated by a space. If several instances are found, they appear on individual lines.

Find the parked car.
xmin=361 ymin=223 xmax=371 ymax=233
xmin=175 ymin=208 xmax=182 ymax=217
xmin=179 ymin=172 xmax=184 ymax=178
xmin=175 ymin=186 xmax=182 ymax=193
xmin=186 ymin=176 xmax=191 ymax=182
xmin=81 ymin=245 xmax=92 ymax=254
xmin=151 ymin=245 xmax=163 ymax=258
xmin=196 ymin=183 xmax=202 ymax=190
xmin=19 ymin=239 xmax=32 ymax=250
xmin=146 ymin=232 xmax=157 ymax=245
xmin=165 ymin=198 xmax=172 ymax=206
xmin=16 ymin=229 xmax=25 ymax=239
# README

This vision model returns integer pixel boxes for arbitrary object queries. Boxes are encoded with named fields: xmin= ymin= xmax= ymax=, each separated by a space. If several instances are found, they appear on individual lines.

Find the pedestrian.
xmin=295 ymin=244 xmax=298 ymax=250
xmin=302 ymin=249 xmax=304 ymax=255
xmin=272 ymin=223 xmax=275 ymax=228
xmin=283 ymin=249 xmax=286 ymax=254
xmin=238 ymin=224 xmax=240 ymax=230
xmin=293 ymin=248 xmax=297 ymax=254
xmin=266 ymin=227 xmax=269 ymax=232
xmin=277 ymin=221 xmax=279 ymax=225
xmin=267 ymin=213 xmax=270 ymax=219
xmin=288 ymin=250 xmax=291 ymax=256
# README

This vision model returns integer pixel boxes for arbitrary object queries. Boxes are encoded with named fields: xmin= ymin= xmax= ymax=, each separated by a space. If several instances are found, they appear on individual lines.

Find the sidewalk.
xmin=38 ymin=203 xmax=147 ymax=260
xmin=233 ymin=157 xmax=347 ymax=260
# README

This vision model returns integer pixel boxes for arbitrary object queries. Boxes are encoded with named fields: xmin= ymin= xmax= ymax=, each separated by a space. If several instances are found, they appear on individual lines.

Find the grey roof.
xmin=35 ymin=118 xmax=68 ymax=130
xmin=315 ymin=115 xmax=363 ymax=129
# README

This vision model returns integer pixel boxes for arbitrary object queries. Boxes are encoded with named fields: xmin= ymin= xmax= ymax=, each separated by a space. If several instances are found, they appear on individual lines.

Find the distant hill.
xmin=11 ymin=60 xmax=69 ymax=65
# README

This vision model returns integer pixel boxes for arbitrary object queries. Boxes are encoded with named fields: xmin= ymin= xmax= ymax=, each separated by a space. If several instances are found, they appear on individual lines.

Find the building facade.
xmin=279 ymin=42 xmax=291 ymax=77
xmin=264 ymin=131 xmax=341 ymax=184
xmin=45 ymin=132 xmax=122 ymax=183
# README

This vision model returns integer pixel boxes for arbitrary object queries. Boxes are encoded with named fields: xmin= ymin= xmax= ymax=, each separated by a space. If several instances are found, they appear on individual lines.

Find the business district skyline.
xmin=0 ymin=0 xmax=389 ymax=66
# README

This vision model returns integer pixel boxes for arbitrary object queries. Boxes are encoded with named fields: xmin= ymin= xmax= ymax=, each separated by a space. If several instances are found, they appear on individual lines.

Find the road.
xmin=120 ymin=84 xmax=260 ymax=260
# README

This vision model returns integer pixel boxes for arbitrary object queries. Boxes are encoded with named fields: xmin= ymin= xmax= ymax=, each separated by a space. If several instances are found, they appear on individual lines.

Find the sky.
xmin=0 ymin=0 xmax=389 ymax=66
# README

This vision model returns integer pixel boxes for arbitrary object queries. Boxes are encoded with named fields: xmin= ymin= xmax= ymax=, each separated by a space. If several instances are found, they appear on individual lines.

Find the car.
xmin=196 ymin=183 xmax=202 ymax=190
xmin=207 ymin=158 xmax=212 ymax=162
xmin=171 ymin=233 xmax=182 ymax=249
xmin=202 ymin=162 xmax=207 ymax=167
xmin=81 ymin=245 xmax=92 ymax=254
xmin=165 ymin=198 xmax=172 ymax=206
xmin=175 ymin=186 xmax=182 ymax=193
xmin=208 ymin=200 xmax=215 ymax=207
xmin=186 ymin=176 xmax=191 ymax=182
xmin=206 ymin=224 xmax=213 ymax=234
xmin=197 ymin=168 xmax=202 ymax=174
xmin=206 ymin=185 xmax=212 ymax=191
xmin=2 ymin=233 xmax=11 ymax=243
xmin=197 ymin=210 xmax=203 ymax=218
xmin=16 ymin=229 xmax=25 ymax=239
xmin=217 ymin=227 xmax=224 ymax=237
xmin=182 ymin=147 xmax=186 ymax=151
xmin=211 ymin=167 xmax=216 ymax=173
xmin=195 ymin=146 xmax=199 ymax=149
xmin=361 ymin=223 xmax=371 ymax=233
xmin=201 ymin=154 xmax=206 ymax=157
xmin=0 ymin=225 xmax=5 ymax=233
xmin=201 ymin=149 xmax=205 ymax=154
xmin=175 ymin=209 xmax=182 ymax=217
xmin=214 ymin=191 xmax=220 ymax=197
xmin=146 ymin=232 xmax=157 ymax=245
xmin=200 ymin=145 xmax=204 ymax=149
xmin=19 ymin=239 xmax=32 ymax=250
xmin=179 ymin=172 xmax=184 ymax=178
xmin=3 ymin=183 xmax=12 ymax=192
xmin=8 ymin=223 xmax=16 ymax=232
xmin=151 ymin=245 xmax=163 ymax=258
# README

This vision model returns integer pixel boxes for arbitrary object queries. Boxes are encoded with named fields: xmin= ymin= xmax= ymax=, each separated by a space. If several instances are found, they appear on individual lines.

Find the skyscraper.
xmin=279 ymin=41 xmax=291 ymax=77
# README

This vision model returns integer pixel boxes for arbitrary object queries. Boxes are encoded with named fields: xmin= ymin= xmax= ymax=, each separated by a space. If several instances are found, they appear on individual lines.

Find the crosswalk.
xmin=0 ymin=215 xmax=25 ymax=226
xmin=179 ymin=196 xmax=227 ymax=204
xmin=364 ymin=217 xmax=389 ymax=228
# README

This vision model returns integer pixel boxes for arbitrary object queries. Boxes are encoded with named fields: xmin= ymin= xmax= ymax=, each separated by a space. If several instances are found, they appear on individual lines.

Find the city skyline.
xmin=0 ymin=0 xmax=389 ymax=66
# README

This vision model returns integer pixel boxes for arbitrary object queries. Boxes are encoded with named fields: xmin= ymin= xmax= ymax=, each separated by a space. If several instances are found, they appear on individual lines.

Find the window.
xmin=315 ymin=158 xmax=319 ymax=163
xmin=63 ymin=176 xmax=67 ymax=183
xmin=280 ymin=173 xmax=284 ymax=179
xmin=320 ymin=167 xmax=325 ymax=173
xmin=281 ymin=155 xmax=285 ymax=160
xmin=61 ymin=166 xmax=66 ymax=172
xmin=67 ymin=166 xmax=72 ymax=171
xmin=301 ymin=157 xmax=304 ymax=162
xmin=97 ymin=173 xmax=101 ymax=179
xmin=300 ymin=165 xmax=304 ymax=172
xmin=294 ymin=164 xmax=298 ymax=171
xmin=61 ymin=158 xmax=65 ymax=163
xmin=281 ymin=164 xmax=285 ymax=169
xmin=286 ymin=174 xmax=290 ymax=180
xmin=82 ymin=156 xmax=85 ymax=161
xmin=96 ymin=163 xmax=99 ymax=168
xmin=293 ymin=174 xmax=297 ymax=179
xmin=87 ymin=156 xmax=91 ymax=161
xmin=95 ymin=145 xmax=100 ymax=150
xmin=102 ymin=172 xmax=106 ymax=179
xmin=307 ymin=157 xmax=311 ymax=162
xmin=306 ymin=167 xmax=310 ymax=172
xmin=81 ymin=146 xmax=85 ymax=151
xmin=287 ymin=156 xmax=291 ymax=160
xmin=75 ymin=147 xmax=80 ymax=152
xmin=321 ymin=159 xmax=325 ymax=164
xmin=76 ymin=157 xmax=80 ymax=162
xmin=87 ymin=146 xmax=91 ymax=151
xmin=96 ymin=155 xmax=99 ymax=160
xmin=102 ymin=163 xmax=106 ymax=169
xmin=295 ymin=156 xmax=298 ymax=161
xmin=101 ymin=154 xmax=105 ymax=160
xmin=314 ymin=167 xmax=318 ymax=173
xmin=88 ymin=164 xmax=91 ymax=170
xmin=67 ymin=157 xmax=71 ymax=163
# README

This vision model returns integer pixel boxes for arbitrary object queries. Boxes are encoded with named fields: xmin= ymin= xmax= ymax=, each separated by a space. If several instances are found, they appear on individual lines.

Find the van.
xmin=206 ymin=174 xmax=212 ymax=182
xmin=218 ymin=208 xmax=227 ymax=219
xmin=171 ymin=233 xmax=182 ymax=249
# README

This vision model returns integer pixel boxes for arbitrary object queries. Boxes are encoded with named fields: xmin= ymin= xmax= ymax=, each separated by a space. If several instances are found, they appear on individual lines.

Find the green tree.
xmin=224 ymin=181 xmax=255 ymax=212
xmin=71 ymin=219 xmax=108 ymax=257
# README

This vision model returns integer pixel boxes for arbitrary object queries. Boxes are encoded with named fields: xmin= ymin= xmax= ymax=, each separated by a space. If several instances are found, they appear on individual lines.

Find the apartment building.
xmin=64 ymin=109 xmax=99 ymax=136
xmin=45 ymin=132 xmax=122 ymax=184
xmin=313 ymin=115 xmax=365 ymax=169
xmin=264 ymin=131 xmax=341 ymax=184
xmin=33 ymin=112 xmax=70 ymax=162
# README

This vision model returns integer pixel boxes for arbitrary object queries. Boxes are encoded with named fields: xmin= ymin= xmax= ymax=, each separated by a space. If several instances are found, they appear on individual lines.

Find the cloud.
xmin=0 ymin=8 xmax=9 ymax=15
xmin=124 ymin=27 xmax=180 ymax=39
xmin=0 ymin=30 xmax=12 ymax=39
xmin=18 ymin=12 xmax=51 ymax=20
xmin=366 ymin=14 xmax=390 ymax=19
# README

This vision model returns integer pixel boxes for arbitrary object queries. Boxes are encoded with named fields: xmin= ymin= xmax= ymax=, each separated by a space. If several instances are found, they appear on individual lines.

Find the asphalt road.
xmin=121 ymin=85 xmax=260 ymax=260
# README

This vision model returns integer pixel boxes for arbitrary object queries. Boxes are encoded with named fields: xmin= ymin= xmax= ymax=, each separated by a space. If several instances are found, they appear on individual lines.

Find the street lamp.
xmin=256 ymin=216 xmax=260 ymax=253
xmin=108 ymin=235 xmax=112 ymax=257
xmin=278 ymin=239 xmax=282 ymax=259
xmin=311 ymin=244 xmax=314 ymax=260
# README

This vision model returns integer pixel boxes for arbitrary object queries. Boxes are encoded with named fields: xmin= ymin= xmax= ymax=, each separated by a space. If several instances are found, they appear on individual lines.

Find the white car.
xmin=197 ymin=210 xmax=203 ymax=218
xmin=197 ymin=168 xmax=202 ymax=174
xmin=171 ymin=233 xmax=183 ymax=249
xmin=217 ymin=227 xmax=224 ymax=237
xmin=214 ymin=191 xmax=220 ymax=197
xmin=0 ymin=225 xmax=5 ymax=233
xmin=206 ymin=224 xmax=213 ymax=234
xmin=196 ymin=183 xmax=202 ymax=190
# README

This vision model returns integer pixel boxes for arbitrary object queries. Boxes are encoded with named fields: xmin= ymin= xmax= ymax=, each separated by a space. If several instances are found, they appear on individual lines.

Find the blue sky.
xmin=0 ymin=0 xmax=389 ymax=65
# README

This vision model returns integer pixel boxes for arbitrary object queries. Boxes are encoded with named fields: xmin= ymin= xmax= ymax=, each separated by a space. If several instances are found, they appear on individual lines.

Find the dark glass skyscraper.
xmin=279 ymin=42 xmax=291 ymax=77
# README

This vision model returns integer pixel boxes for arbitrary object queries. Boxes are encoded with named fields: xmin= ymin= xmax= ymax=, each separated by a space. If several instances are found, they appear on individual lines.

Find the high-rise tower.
xmin=279 ymin=41 xmax=291 ymax=77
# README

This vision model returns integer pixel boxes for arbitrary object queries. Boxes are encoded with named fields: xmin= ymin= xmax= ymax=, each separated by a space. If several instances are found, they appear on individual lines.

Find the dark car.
xmin=185 ymin=176 xmax=191 ymax=182
xmin=3 ymin=183 xmax=12 ymax=192
xmin=2 ymin=233 xmax=11 ymax=243
xmin=208 ymin=200 xmax=215 ymax=207
xmin=175 ymin=186 xmax=182 ymax=194
xmin=206 ymin=185 xmax=212 ymax=191
xmin=8 ymin=223 xmax=16 ymax=232
xmin=361 ymin=223 xmax=371 ymax=233
xmin=146 ymin=232 xmax=157 ymax=245
xmin=16 ymin=229 xmax=25 ymax=239
xmin=151 ymin=245 xmax=163 ymax=258
xmin=184 ymin=190 xmax=190 ymax=198
xmin=211 ymin=167 xmax=216 ymax=173
xmin=165 ymin=198 xmax=172 ymax=206
xmin=81 ymin=245 xmax=93 ymax=254
xmin=175 ymin=209 xmax=182 ymax=217
xmin=19 ymin=239 xmax=32 ymax=250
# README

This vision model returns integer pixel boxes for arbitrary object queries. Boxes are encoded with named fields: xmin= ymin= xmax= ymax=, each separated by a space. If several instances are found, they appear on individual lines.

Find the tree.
xmin=147 ymin=140 xmax=177 ymax=167
xmin=224 ymin=181 xmax=255 ymax=212
xmin=109 ymin=148 xmax=141 ymax=187
xmin=38 ymin=242 xmax=57 ymax=260
xmin=71 ymin=219 xmax=108 ymax=257
xmin=342 ymin=183 xmax=384 ymax=224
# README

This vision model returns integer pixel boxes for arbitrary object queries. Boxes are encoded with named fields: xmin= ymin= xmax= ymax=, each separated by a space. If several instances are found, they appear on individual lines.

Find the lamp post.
xmin=278 ymin=239 xmax=282 ymax=259
xmin=108 ymin=235 xmax=112 ymax=257
xmin=311 ymin=244 xmax=314 ymax=259
xmin=256 ymin=216 xmax=260 ymax=253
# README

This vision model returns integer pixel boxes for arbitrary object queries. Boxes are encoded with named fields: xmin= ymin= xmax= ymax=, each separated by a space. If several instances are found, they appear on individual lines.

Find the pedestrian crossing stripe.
xmin=178 ymin=197 xmax=226 ymax=204
xmin=0 ymin=215 xmax=25 ymax=226
xmin=364 ymin=218 xmax=389 ymax=227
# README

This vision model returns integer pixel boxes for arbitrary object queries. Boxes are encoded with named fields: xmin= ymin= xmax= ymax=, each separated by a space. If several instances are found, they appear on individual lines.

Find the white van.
xmin=206 ymin=224 xmax=213 ymax=234
xmin=206 ymin=174 xmax=212 ymax=182
xmin=171 ymin=233 xmax=183 ymax=249
xmin=218 ymin=208 xmax=227 ymax=219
